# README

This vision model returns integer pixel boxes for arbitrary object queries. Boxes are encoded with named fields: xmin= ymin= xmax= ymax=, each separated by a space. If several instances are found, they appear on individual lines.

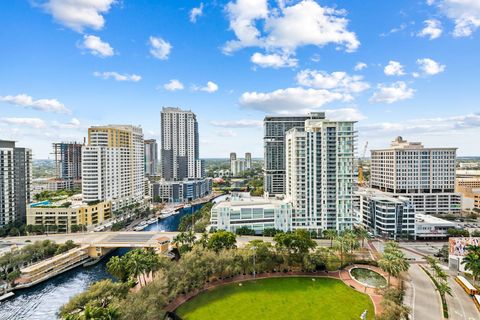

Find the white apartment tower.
xmin=285 ymin=119 xmax=356 ymax=232
xmin=370 ymin=136 xmax=461 ymax=214
xmin=82 ymin=125 xmax=144 ymax=211
xmin=0 ymin=140 xmax=32 ymax=227
xmin=160 ymin=107 xmax=203 ymax=180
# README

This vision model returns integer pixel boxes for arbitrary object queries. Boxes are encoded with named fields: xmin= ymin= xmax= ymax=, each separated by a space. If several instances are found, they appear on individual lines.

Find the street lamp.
xmin=251 ymin=245 xmax=257 ymax=279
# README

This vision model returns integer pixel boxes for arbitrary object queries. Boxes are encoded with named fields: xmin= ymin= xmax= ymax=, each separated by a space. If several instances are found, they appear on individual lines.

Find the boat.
xmin=134 ymin=224 xmax=148 ymax=231
xmin=147 ymin=218 xmax=157 ymax=224
xmin=184 ymin=204 xmax=192 ymax=208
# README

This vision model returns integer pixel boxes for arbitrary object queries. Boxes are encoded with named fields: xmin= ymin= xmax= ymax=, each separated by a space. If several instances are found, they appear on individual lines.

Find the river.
xmin=0 ymin=202 xmax=209 ymax=319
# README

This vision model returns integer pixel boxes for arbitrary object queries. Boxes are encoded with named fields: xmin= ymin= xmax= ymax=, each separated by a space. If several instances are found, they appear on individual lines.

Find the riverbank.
xmin=0 ymin=203 xmax=207 ymax=319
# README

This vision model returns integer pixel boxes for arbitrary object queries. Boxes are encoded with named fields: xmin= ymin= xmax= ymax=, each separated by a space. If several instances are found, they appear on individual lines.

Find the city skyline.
xmin=1 ymin=0 xmax=480 ymax=159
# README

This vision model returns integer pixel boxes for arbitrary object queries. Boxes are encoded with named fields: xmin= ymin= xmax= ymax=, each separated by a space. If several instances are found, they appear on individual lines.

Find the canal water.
xmin=0 ymin=203 xmax=206 ymax=320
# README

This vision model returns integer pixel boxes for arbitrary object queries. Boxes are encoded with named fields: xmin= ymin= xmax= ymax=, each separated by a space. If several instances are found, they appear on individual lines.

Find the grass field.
xmin=176 ymin=277 xmax=375 ymax=320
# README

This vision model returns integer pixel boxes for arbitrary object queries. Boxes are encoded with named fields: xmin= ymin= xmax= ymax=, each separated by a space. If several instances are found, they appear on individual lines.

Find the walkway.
xmin=164 ymin=268 xmax=387 ymax=315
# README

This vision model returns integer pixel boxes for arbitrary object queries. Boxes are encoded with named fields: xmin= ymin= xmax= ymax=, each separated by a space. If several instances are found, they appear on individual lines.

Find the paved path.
xmin=405 ymin=265 xmax=443 ymax=320
xmin=446 ymin=272 xmax=480 ymax=320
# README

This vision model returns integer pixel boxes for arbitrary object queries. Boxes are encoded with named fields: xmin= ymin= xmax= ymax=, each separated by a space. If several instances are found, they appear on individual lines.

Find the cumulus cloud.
xmin=250 ymin=52 xmax=298 ymax=68
xmin=52 ymin=118 xmax=83 ymax=129
xmin=416 ymin=58 xmax=446 ymax=76
xmin=194 ymin=81 xmax=219 ymax=93
xmin=0 ymin=94 xmax=70 ymax=113
xmin=0 ymin=117 xmax=46 ymax=129
xmin=149 ymin=36 xmax=172 ymax=60
xmin=354 ymin=62 xmax=367 ymax=71
xmin=80 ymin=35 xmax=114 ymax=57
xmin=210 ymin=119 xmax=263 ymax=128
xmin=223 ymin=0 xmax=359 ymax=55
xmin=418 ymin=19 xmax=443 ymax=39
xmin=239 ymin=87 xmax=345 ymax=114
xmin=41 ymin=0 xmax=115 ymax=32
xmin=190 ymin=3 xmax=204 ymax=23
xmin=296 ymin=70 xmax=370 ymax=93
xmin=93 ymin=71 xmax=141 ymax=82
xmin=439 ymin=0 xmax=480 ymax=37
xmin=369 ymin=81 xmax=414 ymax=104
xmin=163 ymin=79 xmax=184 ymax=91
xmin=384 ymin=60 xmax=405 ymax=76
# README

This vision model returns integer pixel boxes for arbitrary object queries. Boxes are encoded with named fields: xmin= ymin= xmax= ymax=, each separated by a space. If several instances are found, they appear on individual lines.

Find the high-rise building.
xmin=370 ymin=136 xmax=461 ymax=214
xmin=144 ymin=139 xmax=158 ymax=176
xmin=82 ymin=125 xmax=144 ymax=211
xmin=230 ymin=152 xmax=237 ymax=164
xmin=264 ymin=112 xmax=326 ymax=196
xmin=231 ymin=159 xmax=246 ymax=176
xmin=160 ymin=107 xmax=202 ymax=180
xmin=285 ymin=118 xmax=356 ymax=231
xmin=245 ymin=152 xmax=252 ymax=169
xmin=0 ymin=140 xmax=32 ymax=227
xmin=53 ymin=142 xmax=82 ymax=181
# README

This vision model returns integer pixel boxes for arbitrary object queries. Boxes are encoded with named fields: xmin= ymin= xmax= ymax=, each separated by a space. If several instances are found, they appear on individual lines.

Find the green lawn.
xmin=176 ymin=277 xmax=375 ymax=320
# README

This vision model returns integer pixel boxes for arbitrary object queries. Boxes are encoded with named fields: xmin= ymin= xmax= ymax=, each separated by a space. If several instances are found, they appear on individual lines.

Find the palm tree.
xmin=323 ymin=229 xmax=337 ymax=247
xmin=436 ymin=281 xmax=452 ymax=298
xmin=106 ymin=256 xmax=127 ymax=282
xmin=378 ymin=250 xmax=409 ymax=285
xmin=333 ymin=235 xmax=350 ymax=266
xmin=461 ymin=250 xmax=480 ymax=286
xmin=354 ymin=227 xmax=369 ymax=248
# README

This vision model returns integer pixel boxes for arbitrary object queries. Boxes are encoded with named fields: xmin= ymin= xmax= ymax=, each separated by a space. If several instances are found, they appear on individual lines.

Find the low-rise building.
xmin=448 ymin=237 xmax=480 ymax=272
xmin=210 ymin=193 xmax=293 ymax=234
xmin=414 ymin=213 xmax=456 ymax=239
xmin=152 ymin=178 xmax=212 ymax=203
xmin=26 ymin=195 xmax=112 ymax=232
xmin=355 ymin=188 xmax=415 ymax=240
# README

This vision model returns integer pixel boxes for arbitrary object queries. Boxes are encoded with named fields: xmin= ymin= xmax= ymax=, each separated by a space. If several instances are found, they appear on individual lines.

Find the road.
xmin=404 ymin=264 xmax=443 ymax=320
xmin=446 ymin=269 xmax=480 ymax=320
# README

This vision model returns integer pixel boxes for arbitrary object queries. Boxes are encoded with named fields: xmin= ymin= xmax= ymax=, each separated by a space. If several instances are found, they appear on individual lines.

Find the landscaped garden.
xmin=176 ymin=277 xmax=375 ymax=320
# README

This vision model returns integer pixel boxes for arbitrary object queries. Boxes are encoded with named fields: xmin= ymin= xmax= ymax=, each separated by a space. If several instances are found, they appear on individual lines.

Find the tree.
xmin=323 ymin=229 xmax=337 ymax=247
xmin=378 ymin=249 xmax=409 ymax=285
xmin=172 ymin=231 xmax=196 ymax=253
xmin=461 ymin=245 xmax=480 ymax=286
xmin=235 ymin=226 xmax=255 ymax=236
xmin=274 ymin=230 xmax=317 ymax=255
xmin=354 ymin=227 xmax=369 ymax=248
xmin=207 ymin=230 xmax=237 ymax=252
xmin=107 ymin=256 xmax=128 ymax=282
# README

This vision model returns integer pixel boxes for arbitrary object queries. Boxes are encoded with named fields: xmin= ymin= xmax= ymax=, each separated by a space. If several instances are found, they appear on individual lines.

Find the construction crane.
xmin=358 ymin=141 xmax=368 ymax=186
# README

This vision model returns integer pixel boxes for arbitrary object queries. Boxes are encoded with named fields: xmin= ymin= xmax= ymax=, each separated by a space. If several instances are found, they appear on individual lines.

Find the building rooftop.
xmin=415 ymin=213 xmax=456 ymax=226
xmin=213 ymin=193 xmax=288 ymax=209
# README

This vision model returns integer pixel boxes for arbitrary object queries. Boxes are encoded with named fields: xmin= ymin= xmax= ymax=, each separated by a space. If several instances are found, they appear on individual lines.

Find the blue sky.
xmin=1 ymin=0 xmax=479 ymax=159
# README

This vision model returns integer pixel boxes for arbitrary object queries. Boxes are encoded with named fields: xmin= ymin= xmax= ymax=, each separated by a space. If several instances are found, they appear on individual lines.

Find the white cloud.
xmin=362 ymin=112 xmax=480 ymax=135
xmin=190 ymin=3 xmax=204 ymax=23
xmin=194 ymin=81 xmax=219 ymax=93
xmin=296 ymin=70 xmax=370 ymax=93
xmin=418 ymin=19 xmax=443 ymax=39
xmin=354 ymin=62 xmax=367 ymax=71
xmin=369 ymin=81 xmax=415 ymax=104
xmin=52 ymin=118 xmax=83 ymax=129
xmin=163 ymin=79 xmax=184 ymax=91
xmin=324 ymin=108 xmax=366 ymax=121
xmin=0 ymin=117 xmax=46 ymax=129
xmin=426 ymin=0 xmax=436 ymax=5
xmin=217 ymin=130 xmax=238 ymax=137
xmin=223 ymin=0 xmax=359 ymax=54
xmin=42 ymin=0 xmax=115 ymax=32
xmin=416 ymin=58 xmax=446 ymax=75
xmin=250 ymin=52 xmax=297 ymax=68
xmin=384 ymin=60 xmax=405 ymax=76
xmin=149 ymin=36 xmax=172 ymax=60
xmin=439 ymin=0 xmax=480 ymax=37
xmin=210 ymin=119 xmax=263 ymax=128
xmin=239 ymin=87 xmax=345 ymax=114
xmin=93 ymin=71 xmax=141 ymax=82
xmin=0 ymin=94 xmax=70 ymax=113
xmin=81 ymin=35 xmax=114 ymax=57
